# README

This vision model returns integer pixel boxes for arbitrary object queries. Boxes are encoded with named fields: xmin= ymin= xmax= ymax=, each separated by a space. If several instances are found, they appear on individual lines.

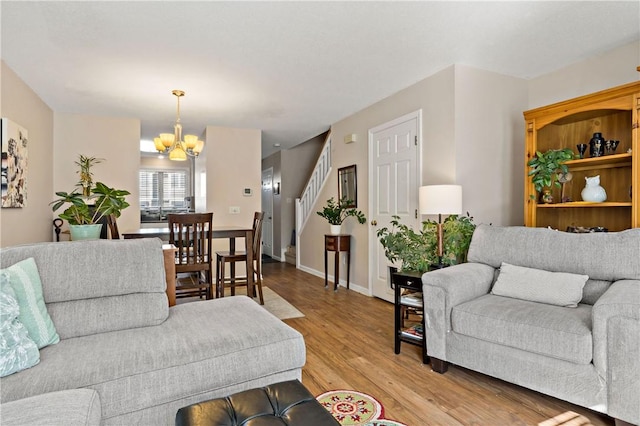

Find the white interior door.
xmin=261 ymin=168 xmax=274 ymax=258
xmin=369 ymin=111 xmax=421 ymax=302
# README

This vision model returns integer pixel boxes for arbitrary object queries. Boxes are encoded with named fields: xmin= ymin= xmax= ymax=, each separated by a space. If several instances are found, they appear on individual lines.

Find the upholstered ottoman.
xmin=175 ymin=380 xmax=339 ymax=426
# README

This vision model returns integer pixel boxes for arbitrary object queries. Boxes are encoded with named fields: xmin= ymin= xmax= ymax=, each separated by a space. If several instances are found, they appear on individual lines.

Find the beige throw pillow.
xmin=491 ymin=262 xmax=588 ymax=308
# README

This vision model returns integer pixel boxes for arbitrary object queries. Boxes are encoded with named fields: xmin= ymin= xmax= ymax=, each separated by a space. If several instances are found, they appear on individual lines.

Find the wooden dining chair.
xmin=168 ymin=212 xmax=214 ymax=300
xmin=106 ymin=214 xmax=120 ymax=239
xmin=216 ymin=212 xmax=264 ymax=304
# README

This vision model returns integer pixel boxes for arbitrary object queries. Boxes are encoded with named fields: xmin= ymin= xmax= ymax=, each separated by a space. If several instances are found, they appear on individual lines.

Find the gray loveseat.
xmin=0 ymin=238 xmax=306 ymax=425
xmin=422 ymin=224 xmax=639 ymax=424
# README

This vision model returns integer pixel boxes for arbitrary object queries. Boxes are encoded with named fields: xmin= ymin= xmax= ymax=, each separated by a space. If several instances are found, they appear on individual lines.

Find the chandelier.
xmin=153 ymin=90 xmax=204 ymax=161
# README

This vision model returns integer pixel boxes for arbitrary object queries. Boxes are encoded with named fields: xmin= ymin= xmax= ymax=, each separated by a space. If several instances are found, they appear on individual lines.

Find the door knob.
xmin=371 ymin=220 xmax=377 ymax=226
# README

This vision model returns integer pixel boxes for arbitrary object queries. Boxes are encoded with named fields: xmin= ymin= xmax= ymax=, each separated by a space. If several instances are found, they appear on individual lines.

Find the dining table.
xmin=122 ymin=226 xmax=255 ymax=305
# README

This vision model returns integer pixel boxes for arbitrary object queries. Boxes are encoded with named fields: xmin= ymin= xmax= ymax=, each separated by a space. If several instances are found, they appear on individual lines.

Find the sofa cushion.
xmin=0 ymin=389 xmax=101 ymax=426
xmin=491 ymin=262 xmax=588 ymax=307
xmin=0 ymin=297 xmax=306 ymax=422
xmin=467 ymin=225 xmax=640 ymax=283
xmin=0 ymin=239 xmax=169 ymax=339
xmin=1 ymin=258 xmax=60 ymax=348
xmin=452 ymin=294 xmax=593 ymax=364
xmin=582 ymin=279 xmax=611 ymax=305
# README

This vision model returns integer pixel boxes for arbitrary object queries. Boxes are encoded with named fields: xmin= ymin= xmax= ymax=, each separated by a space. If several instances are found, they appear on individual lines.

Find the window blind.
xmin=139 ymin=170 xmax=187 ymax=208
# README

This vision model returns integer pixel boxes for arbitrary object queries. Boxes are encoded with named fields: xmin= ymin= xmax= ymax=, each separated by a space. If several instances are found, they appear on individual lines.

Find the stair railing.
xmin=295 ymin=132 xmax=332 ymax=267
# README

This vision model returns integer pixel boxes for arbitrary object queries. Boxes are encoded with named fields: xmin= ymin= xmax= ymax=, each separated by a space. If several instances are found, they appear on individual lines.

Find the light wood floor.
xmin=260 ymin=261 xmax=614 ymax=426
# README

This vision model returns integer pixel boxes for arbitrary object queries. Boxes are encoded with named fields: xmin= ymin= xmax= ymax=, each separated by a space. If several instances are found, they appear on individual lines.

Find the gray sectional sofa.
xmin=422 ymin=225 xmax=640 ymax=424
xmin=0 ymin=238 xmax=306 ymax=425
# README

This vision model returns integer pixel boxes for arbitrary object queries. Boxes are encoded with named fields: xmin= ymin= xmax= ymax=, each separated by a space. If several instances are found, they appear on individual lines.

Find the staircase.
xmin=295 ymin=132 xmax=332 ymax=267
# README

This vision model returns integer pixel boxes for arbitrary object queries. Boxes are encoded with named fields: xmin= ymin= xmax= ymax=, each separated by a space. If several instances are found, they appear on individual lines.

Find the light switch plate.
xmin=229 ymin=206 xmax=240 ymax=214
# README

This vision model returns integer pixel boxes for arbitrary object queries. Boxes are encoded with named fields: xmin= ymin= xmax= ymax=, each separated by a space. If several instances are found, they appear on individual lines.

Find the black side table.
xmin=392 ymin=269 xmax=428 ymax=364
xmin=324 ymin=234 xmax=350 ymax=291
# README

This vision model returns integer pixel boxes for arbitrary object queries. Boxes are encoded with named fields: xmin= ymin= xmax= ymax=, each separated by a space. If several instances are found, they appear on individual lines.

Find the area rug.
xmin=176 ymin=286 xmax=304 ymax=320
xmin=317 ymin=390 xmax=407 ymax=426
xmin=224 ymin=286 xmax=304 ymax=320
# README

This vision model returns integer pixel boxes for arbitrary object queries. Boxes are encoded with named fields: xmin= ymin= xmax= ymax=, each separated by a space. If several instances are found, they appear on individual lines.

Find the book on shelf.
xmin=400 ymin=291 xmax=423 ymax=308
xmin=401 ymin=324 xmax=423 ymax=340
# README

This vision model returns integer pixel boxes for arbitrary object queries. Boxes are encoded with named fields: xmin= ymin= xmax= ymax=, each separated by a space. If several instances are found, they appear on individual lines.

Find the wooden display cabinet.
xmin=523 ymin=81 xmax=639 ymax=231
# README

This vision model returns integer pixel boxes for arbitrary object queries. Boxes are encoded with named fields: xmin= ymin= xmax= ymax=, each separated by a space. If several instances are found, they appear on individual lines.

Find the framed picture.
xmin=338 ymin=164 xmax=357 ymax=208
xmin=1 ymin=118 xmax=28 ymax=208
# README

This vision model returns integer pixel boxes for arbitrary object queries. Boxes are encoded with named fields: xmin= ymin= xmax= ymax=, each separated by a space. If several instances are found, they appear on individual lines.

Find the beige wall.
xmin=454 ymin=65 xmax=528 ymax=226
xmin=53 ymin=113 xmax=141 ymax=235
xmin=300 ymin=66 xmax=465 ymax=291
xmin=301 ymin=66 xmax=526 ymax=289
xmin=0 ymin=62 xmax=54 ymax=246
xmin=298 ymin=44 xmax=637 ymax=295
xmin=205 ymin=125 xmax=261 ymax=253
xmin=528 ymin=40 xmax=640 ymax=109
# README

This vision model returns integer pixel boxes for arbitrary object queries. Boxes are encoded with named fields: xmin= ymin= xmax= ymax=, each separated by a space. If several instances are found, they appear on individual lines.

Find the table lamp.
xmin=419 ymin=185 xmax=462 ymax=269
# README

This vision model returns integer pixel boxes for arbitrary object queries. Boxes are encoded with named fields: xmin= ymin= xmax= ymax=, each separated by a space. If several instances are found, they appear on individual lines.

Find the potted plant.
xmin=51 ymin=155 xmax=130 ymax=241
xmin=377 ymin=213 xmax=476 ymax=273
xmin=527 ymin=149 xmax=575 ymax=202
xmin=76 ymin=155 xmax=104 ymax=197
xmin=317 ymin=197 xmax=366 ymax=235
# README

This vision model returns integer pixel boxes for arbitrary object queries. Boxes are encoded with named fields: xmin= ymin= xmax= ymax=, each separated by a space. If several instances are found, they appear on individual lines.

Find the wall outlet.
xmin=229 ymin=206 xmax=240 ymax=214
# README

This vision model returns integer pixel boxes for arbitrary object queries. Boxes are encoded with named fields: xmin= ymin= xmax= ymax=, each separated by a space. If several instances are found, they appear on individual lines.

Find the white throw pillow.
xmin=491 ymin=262 xmax=588 ymax=307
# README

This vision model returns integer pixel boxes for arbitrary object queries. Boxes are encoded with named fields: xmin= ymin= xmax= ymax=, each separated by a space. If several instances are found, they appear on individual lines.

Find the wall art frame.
xmin=1 ymin=118 xmax=28 ymax=208
xmin=338 ymin=164 xmax=357 ymax=208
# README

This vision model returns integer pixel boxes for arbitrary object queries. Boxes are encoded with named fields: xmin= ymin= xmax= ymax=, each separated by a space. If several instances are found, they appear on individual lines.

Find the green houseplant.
xmin=317 ymin=197 xmax=366 ymax=234
xmin=377 ymin=213 xmax=476 ymax=273
xmin=51 ymin=182 xmax=131 ymax=226
xmin=76 ymin=155 xmax=104 ymax=197
xmin=51 ymin=155 xmax=130 ymax=240
xmin=527 ymin=149 xmax=575 ymax=201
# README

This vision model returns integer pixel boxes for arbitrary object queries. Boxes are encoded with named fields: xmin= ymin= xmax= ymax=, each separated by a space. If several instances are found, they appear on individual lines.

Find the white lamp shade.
xmin=419 ymin=185 xmax=462 ymax=215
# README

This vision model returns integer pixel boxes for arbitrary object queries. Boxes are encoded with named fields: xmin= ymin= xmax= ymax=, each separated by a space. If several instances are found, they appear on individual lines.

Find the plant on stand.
xmin=377 ymin=213 xmax=476 ymax=274
xmin=317 ymin=197 xmax=366 ymax=235
xmin=51 ymin=155 xmax=130 ymax=241
xmin=527 ymin=149 xmax=575 ymax=203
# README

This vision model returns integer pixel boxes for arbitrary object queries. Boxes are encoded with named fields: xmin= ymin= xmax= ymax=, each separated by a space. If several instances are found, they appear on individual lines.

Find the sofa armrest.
xmin=607 ymin=316 xmax=640 ymax=425
xmin=592 ymin=280 xmax=640 ymax=380
xmin=1 ymin=389 xmax=101 ymax=426
xmin=422 ymin=262 xmax=495 ymax=360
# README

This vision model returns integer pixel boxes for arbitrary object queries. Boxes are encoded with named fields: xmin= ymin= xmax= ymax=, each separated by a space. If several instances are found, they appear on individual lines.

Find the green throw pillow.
xmin=0 ymin=277 xmax=40 ymax=377
xmin=1 ymin=258 xmax=60 ymax=348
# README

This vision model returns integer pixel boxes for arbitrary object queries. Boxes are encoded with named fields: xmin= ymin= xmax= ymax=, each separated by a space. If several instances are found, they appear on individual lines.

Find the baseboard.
xmin=296 ymin=264 xmax=371 ymax=296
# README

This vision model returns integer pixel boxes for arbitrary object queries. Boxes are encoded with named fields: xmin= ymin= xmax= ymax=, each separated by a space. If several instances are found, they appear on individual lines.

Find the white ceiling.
xmin=2 ymin=1 xmax=639 ymax=158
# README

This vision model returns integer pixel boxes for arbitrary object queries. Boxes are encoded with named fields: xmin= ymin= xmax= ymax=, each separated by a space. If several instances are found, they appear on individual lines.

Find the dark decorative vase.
xmin=589 ymin=132 xmax=605 ymax=157
xmin=576 ymin=143 xmax=587 ymax=159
